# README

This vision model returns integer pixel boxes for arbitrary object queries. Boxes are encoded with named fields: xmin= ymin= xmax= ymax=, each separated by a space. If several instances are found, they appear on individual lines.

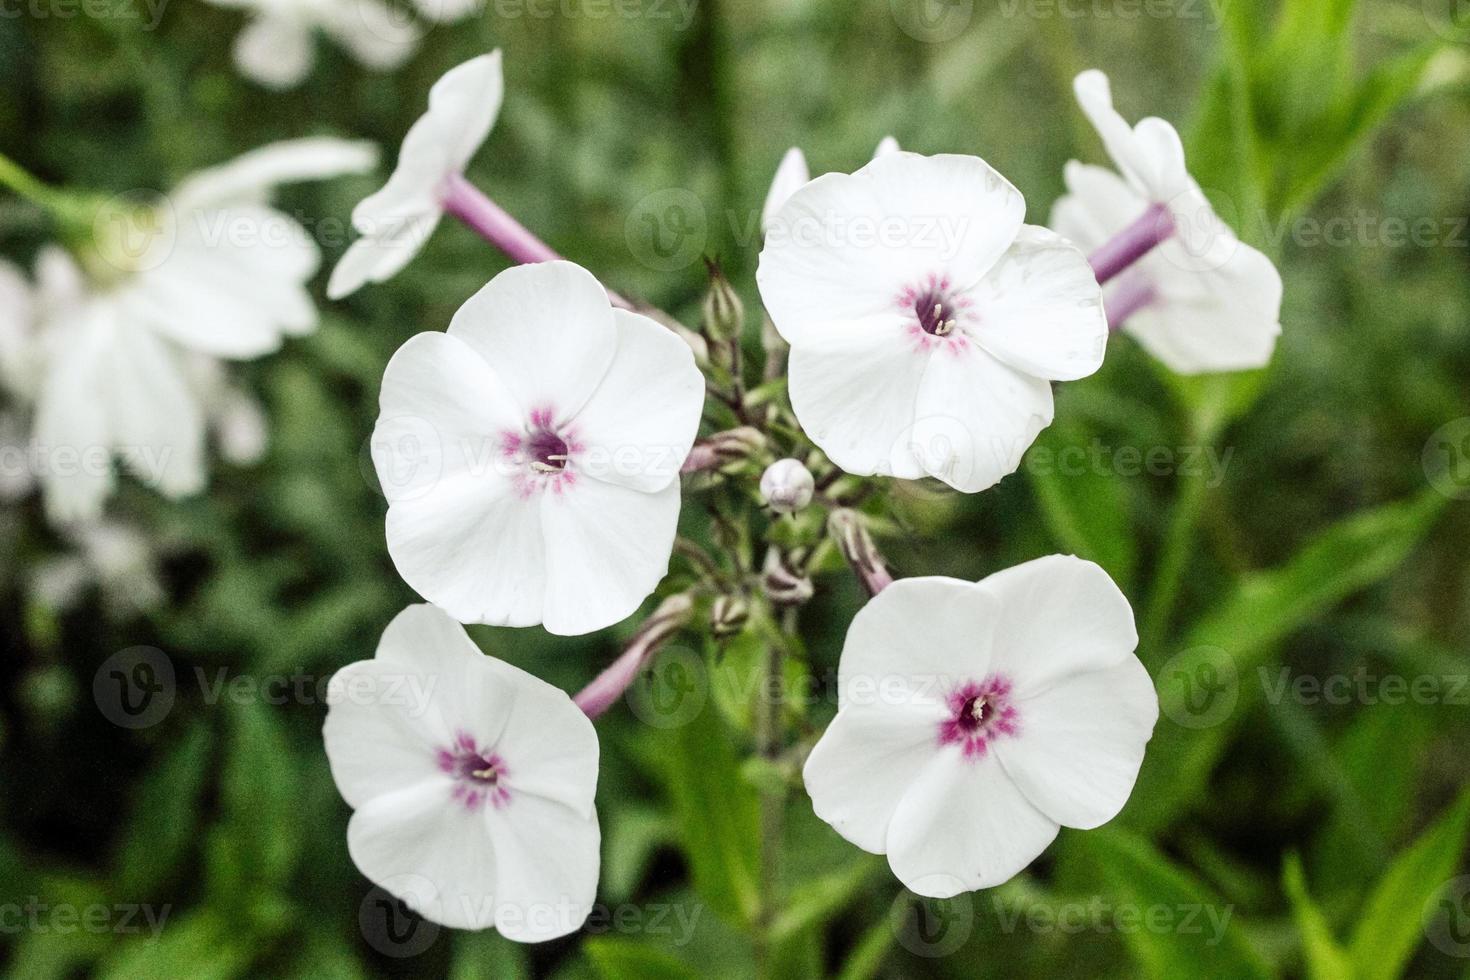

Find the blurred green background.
xmin=3 ymin=0 xmax=1470 ymax=976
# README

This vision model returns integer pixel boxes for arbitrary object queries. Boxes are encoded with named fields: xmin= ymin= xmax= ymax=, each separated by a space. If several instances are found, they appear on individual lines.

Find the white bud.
xmin=759 ymin=458 xmax=815 ymax=514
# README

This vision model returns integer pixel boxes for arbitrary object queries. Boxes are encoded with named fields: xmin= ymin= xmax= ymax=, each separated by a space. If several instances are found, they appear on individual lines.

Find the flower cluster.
xmin=311 ymin=54 xmax=1280 ymax=940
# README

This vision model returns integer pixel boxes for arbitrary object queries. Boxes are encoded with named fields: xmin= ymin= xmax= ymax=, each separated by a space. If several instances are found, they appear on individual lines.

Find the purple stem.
xmin=573 ymin=594 xmax=692 ymax=719
xmin=1106 ymin=277 xmax=1157 ymax=333
xmin=1089 ymin=202 xmax=1175 ymax=286
xmin=441 ymin=172 xmax=632 ymax=310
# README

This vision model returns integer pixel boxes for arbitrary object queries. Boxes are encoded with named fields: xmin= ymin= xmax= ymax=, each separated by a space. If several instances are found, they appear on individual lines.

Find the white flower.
xmin=757 ymin=151 xmax=1107 ymax=493
xmin=25 ymin=140 xmax=371 ymax=522
xmin=329 ymin=52 xmax=504 ymax=299
xmin=372 ymin=260 xmax=704 ymax=635
xmin=31 ymin=519 xmax=166 ymax=615
xmin=324 ymin=604 xmax=600 ymax=939
xmin=802 ymin=556 xmax=1158 ymax=897
xmin=1050 ymin=69 xmax=1283 ymax=374
xmin=205 ymin=0 xmax=421 ymax=91
xmin=760 ymin=136 xmax=900 ymax=233
xmin=108 ymin=137 xmax=377 ymax=359
xmin=759 ymin=458 xmax=814 ymax=514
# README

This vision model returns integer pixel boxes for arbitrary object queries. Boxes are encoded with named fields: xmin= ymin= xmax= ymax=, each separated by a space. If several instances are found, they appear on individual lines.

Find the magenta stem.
xmin=573 ymin=594 xmax=692 ymax=719
xmin=441 ymin=173 xmax=632 ymax=310
xmin=1106 ymin=277 xmax=1157 ymax=333
xmin=1089 ymin=202 xmax=1175 ymax=286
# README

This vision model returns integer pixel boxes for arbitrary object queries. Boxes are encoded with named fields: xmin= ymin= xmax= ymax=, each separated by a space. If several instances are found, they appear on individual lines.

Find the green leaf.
xmin=652 ymin=702 xmax=760 ymax=924
xmin=1348 ymin=790 xmax=1470 ymax=980
xmin=770 ymin=855 xmax=882 ymax=942
xmin=1135 ymin=490 xmax=1446 ymax=830
xmin=112 ymin=720 xmax=213 ymax=896
xmin=451 ymin=929 xmax=532 ymax=980
xmin=1028 ymin=416 xmax=1136 ymax=593
xmin=206 ymin=701 xmax=303 ymax=910
xmin=1076 ymin=828 xmax=1272 ymax=979
xmin=1281 ymin=853 xmax=1353 ymax=980
xmin=96 ymin=910 xmax=255 ymax=980
xmin=585 ymin=938 xmax=699 ymax=980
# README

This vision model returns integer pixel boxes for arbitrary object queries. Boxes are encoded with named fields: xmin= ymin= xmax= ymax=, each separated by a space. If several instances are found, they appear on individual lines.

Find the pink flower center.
xmin=897 ymin=273 xmax=973 ymax=338
xmin=937 ymin=675 xmax=1019 ymax=760
xmin=437 ymin=730 xmax=511 ymax=811
xmin=502 ymin=407 xmax=582 ymax=498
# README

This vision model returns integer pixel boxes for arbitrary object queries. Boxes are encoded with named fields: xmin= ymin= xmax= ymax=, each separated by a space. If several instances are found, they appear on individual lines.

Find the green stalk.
xmin=752 ymin=608 xmax=792 ymax=978
xmin=1141 ymin=456 xmax=1211 ymax=654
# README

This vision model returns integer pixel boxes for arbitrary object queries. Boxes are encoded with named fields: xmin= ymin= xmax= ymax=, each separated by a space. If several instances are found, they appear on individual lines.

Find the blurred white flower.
xmin=329 ymin=52 xmax=505 ymax=299
xmin=372 ymin=260 xmax=704 ymax=635
xmin=760 ymin=136 xmax=900 ymax=233
xmin=759 ymin=458 xmax=814 ymax=514
xmin=30 ymin=519 xmax=166 ymax=616
xmin=323 ymin=603 xmax=600 ymax=939
xmin=18 ymin=140 xmax=371 ymax=522
xmin=205 ymin=0 xmax=422 ymax=90
xmin=181 ymin=355 xmax=270 ymax=466
xmin=1050 ymin=69 xmax=1283 ymax=374
xmin=757 ymin=151 xmax=1107 ymax=493
xmin=802 ymin=556 xmax=1158 ymax=897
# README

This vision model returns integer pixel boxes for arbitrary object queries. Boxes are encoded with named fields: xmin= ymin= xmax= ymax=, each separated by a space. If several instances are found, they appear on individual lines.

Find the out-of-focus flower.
xmin=204 ymin=0 xmax=422 ymax=91
xmin=757 ymin=152 xmax=1107 ymax=493
xmin=324 ymin=604 xmax=600 ymax=939
xmin=181 ymin=355 xmax=270 ymax=466
xmin=1050 ymin=70 xmax=1282 ymax=374
xmin=20 ymin=141 xmax=371 ymax=522
xmin=329 ymin=52 xmax=505 ymax=299
xmin=802 ymin=556 xmax=1157 ymax=897
xmin=760 ymin=136 xmax=900 ymax=233
xmin=372 ymin=261 xmax=704 ymax=635
xmin=30 ymin=519 xmax=167 ymax=616
xmin=760 ymin=458 xmax=814 ymax=514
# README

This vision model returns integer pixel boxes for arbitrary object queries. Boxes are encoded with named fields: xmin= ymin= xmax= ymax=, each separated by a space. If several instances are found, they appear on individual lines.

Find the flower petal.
xmin=1073 ymin=70 xmax=1186 ymax=201
xmin=968 ymin=225 xmax=1107 ymax=382
xmin=447 ymin=261 xmax=618 ymax=422
xmin=1126 ymin=239 xmax=1283 ymax=374
xmin=570 ymin=310 xmax=704 ymax=493
xmin=172 ymin=138 xmax=378 ymax=210
xmin=1049 ymin=161 xmax=1148 ymax=254
xmin=486 ymin=796 xmax=600 ymax=942
xmin=802 ymin=703 xmax=943 ymax=853
xmin=495 ymin=666 xmax=600 ymax=819
xmin=328 ymin=215 xmax=441 ymax=299
xmin=787 ymin=316 xmax=929 ymax=480
xmin=322 ymin=0 xmax=422 ymax=72
xmin=761 ymin=147 xmax=811 ymax=233
xmin=323 ymin=659 xmax=452 ymax=809
xmin=346 ymin=779 xmax=500 ymax=930
xmin=912 ymin=340 xmax=1053 ymax=493
xmin=838 ymin=576 xmax=998 ymax=709
xmin=232 ymin=15 xmax=315 ymax=91
xmin=885 ymin=752 xmax=1059 ymax=896
xmin=426 ymin=51 xmax=504 ymax=172
xmin=538 ymin=477 xmax=679 ymax=635
xmin=995 ymin=656 xmax=1158 ymax=829
xmin=976 ymin=555 xmax=1139 ymax=696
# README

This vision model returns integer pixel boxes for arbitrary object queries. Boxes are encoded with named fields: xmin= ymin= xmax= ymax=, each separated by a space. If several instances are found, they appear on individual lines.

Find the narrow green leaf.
xmin=96 ymin=910 xmax=254 ymax=980
xmin=1028 ymin=417 xmax=1136 ymax=593
xmin=585 ymin=938 xmax=698 ymax=980
xmin=1282 ymin=853 xmax=1353 ymax=980
xmin=112 ymin=721 xmax=213 ymax=896
xmin=1348 ymin=790 xmax=1470 ymax=980
xmin=450 ymin=929 xmax=532 ymax=980
xmin=1076 ymin=828 xmax=1272 ymax=979
xmin=652 ymin=702 xmax=760 ymax=924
